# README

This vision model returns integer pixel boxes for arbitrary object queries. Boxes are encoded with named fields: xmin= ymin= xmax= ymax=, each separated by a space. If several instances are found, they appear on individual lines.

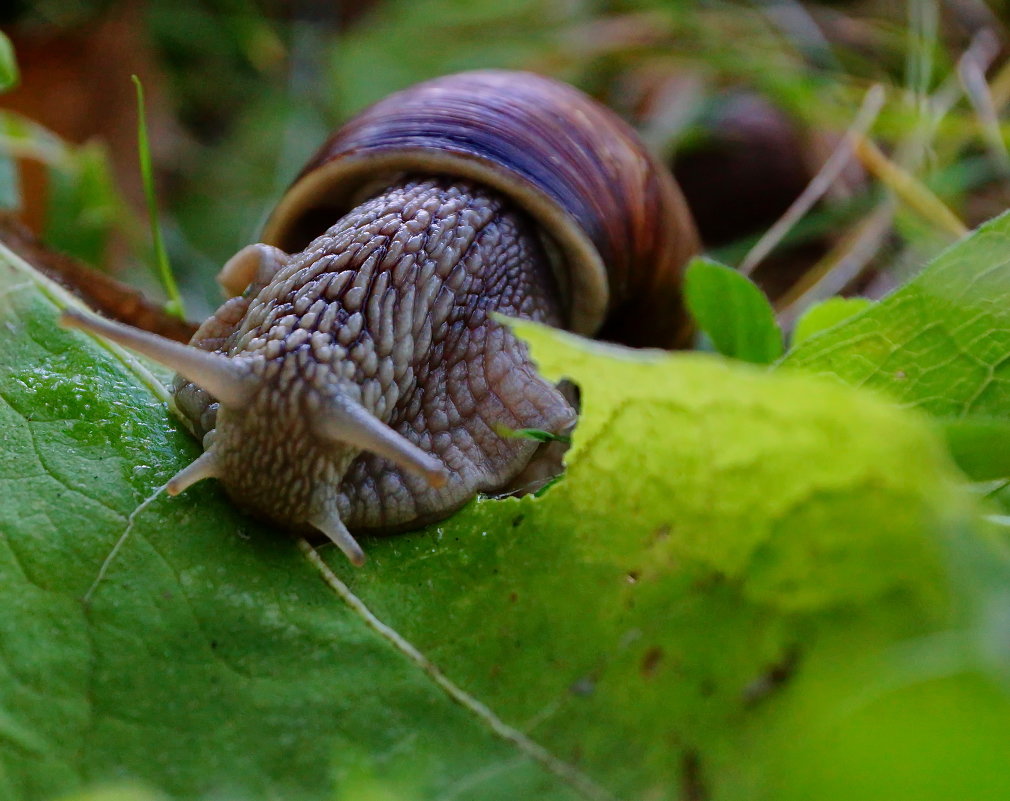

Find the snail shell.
xmin=61 ymin=70 xmax=699 ymax=566
xmin=261 ymin=70 xmax=698 ymax=348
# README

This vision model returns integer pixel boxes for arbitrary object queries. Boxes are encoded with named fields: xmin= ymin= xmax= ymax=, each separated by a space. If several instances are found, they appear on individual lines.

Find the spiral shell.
xmin=261 ymin=70 xmax=699 ymax=347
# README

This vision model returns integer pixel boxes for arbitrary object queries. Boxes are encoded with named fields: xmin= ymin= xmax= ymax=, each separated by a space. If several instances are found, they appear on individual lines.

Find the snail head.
xmin=59 ymin=308 xmax=447 ymax=565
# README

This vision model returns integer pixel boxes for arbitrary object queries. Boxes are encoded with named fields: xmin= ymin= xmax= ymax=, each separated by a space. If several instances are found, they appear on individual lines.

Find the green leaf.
xmin=790 ymin=296 xmax=875 ymax=346
xmin=0 ymin=111 xmax=68 ymax=213
xmin=2 ymin=247 xmax=1009 ymax=801
xmin=0 ymin=110 xmax=72 ymax=167
xmin=684 ymin=257 xmax=783 ymax=364
xmin=43 ymin=142 xmax=120 ymax=267
xmin=0 ymin=249 xmax=579 ymax=801
xmin=938 ymin=417 xmax=1010 ymax=481
xmin=0 ymin=31 xmax=19 ymax=93
xmin=783 ymin=210 xmax=1010 ymax=419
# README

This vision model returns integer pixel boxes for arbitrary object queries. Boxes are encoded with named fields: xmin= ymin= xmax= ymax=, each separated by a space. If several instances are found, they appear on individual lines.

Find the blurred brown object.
xmin=621 ymin=62 xmax=866 ymax=300
xmin=672 ymin=92 xmax=816 ymax=248
xmin=0 ymin=211 xmax=196 ymax=342
xmin=672 ymin=91 xmax=867 ymax=299
xmin=1 ymin=1 xmax=175 ymax=256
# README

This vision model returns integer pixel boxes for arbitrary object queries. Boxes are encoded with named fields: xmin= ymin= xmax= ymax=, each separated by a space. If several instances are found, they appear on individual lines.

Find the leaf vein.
xmin=297 ymin=538 xmax=621 ymax=801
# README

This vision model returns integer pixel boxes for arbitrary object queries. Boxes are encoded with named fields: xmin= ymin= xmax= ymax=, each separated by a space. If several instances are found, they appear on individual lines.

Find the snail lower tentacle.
xmin=175 ymin=176 xmax=576 ymax=547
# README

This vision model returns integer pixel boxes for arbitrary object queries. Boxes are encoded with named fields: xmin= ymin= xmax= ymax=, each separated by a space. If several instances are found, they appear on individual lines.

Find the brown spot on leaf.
xmin=742 ymin=647 xmax=799 ymax=706
xmin=680 ymin=750 xmax=708 ymax=801
xmin=640 ymin=646 xmax=663 ymax=678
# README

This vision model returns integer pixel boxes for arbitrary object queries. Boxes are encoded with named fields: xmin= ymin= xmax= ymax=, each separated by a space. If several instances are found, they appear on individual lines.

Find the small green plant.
xmin=684 ymin=257 xmax=783 ymax=364
xmin=494 ymin=424 xmax=572 ymax=445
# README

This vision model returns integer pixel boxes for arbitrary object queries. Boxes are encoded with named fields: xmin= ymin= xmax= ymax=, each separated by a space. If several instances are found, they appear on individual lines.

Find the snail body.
xmin=62 ymin=70 xmax=699 ymax=565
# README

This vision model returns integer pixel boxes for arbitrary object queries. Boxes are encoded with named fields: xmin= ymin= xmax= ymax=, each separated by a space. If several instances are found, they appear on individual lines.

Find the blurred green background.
xmin=2 ymin=0 xmax=1010 ymax=321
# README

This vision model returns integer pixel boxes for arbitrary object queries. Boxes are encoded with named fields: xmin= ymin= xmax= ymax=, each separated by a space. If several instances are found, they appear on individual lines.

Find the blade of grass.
xmin=775 ymin=31 xmax=983 ymax=329
xmin=132 ymin=74 xmax=185 ymax=320
xmin=852 ymin=133 xmax=967 ymax=237
xmin=738 ymin=83 xmax=885 ymax=276
xmin=892 ymin=29 xmax=989 ymax=171
xmin=774 ymin=200 xmax=895 ymax=329
xmin=987 ymin=57 xmax=1010 ymax=109
xmin=905 ymin=0 xmax=938 ymax=115
xmin=957 ymin=29 xmax=1009 ymax=175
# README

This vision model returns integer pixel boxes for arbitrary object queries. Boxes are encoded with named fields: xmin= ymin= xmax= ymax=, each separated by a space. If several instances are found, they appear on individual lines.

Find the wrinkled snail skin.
xmin=60 ymin=70 xmax=699 ymax=566
xmin=174 ymin=176 xmax=574 ymax=538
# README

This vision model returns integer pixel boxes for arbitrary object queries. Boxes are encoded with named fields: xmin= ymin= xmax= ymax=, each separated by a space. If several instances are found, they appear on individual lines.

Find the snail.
xmin=60 ymin=70 xmax=699 ymax=566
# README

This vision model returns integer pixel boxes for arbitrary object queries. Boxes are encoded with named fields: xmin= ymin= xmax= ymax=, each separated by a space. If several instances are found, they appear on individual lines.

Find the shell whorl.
xmin=261 ymin=70 xmax=699 ymax=347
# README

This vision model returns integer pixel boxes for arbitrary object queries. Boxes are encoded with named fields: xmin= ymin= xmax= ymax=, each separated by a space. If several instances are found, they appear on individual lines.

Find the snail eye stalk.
xmin=60 ymin=308 xmax=257 ymax=409
xmin=315 ymin=392 xmax=448 ymax=488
